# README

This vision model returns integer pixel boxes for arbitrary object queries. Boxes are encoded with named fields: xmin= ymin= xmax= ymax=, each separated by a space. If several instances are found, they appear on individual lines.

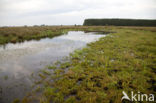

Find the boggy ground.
xmin=0 ymin=26 xmax=112 ymax=44
xmin=10 ymin=26 xmax=156 ymax=103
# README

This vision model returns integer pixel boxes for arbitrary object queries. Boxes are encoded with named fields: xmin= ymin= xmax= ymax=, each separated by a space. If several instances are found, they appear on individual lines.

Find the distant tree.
xmin=83 ymin=19 xmax=156 ymax=26
xmin=41 ymin=24 xmax=45 ymax=26
xmin=33 ymin=25 xmax=39 ymax=27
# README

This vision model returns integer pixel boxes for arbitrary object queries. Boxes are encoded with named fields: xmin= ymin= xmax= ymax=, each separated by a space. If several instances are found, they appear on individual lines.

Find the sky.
xmin=0 ymin=0 xmax=156 ymax=26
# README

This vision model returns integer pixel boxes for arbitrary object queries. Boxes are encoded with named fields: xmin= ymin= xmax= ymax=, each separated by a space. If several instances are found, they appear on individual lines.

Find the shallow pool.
xmin=0 ymin=31 xmax=106 ymax=103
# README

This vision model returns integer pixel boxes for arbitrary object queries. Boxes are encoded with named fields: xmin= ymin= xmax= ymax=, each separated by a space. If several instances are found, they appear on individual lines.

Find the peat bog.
xmin=0 ymin=30 xmax=106 ymax=103
xmin=0 ymin=26 xmax=155 ymax=103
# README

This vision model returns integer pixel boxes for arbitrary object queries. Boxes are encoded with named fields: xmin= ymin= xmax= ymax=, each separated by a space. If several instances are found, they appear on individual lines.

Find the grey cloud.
xmin=0 ymin=0 xmax=156 ymax=26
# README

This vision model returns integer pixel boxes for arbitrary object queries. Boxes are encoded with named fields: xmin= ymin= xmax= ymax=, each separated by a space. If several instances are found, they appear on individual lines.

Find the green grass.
xmin=0 ymin=26 xmax=64 ymax=44
xmin=0 ymin=26 xmax=112 ymax=45
xmin=10 ymin=26 xmax=156 ymax=103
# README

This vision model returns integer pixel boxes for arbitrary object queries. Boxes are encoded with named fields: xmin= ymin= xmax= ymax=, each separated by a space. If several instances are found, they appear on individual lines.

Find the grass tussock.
xmin=10 ymin=26 xmax=156 ymax=103
xmin=0 ymin=26 xmax=113 ymax=45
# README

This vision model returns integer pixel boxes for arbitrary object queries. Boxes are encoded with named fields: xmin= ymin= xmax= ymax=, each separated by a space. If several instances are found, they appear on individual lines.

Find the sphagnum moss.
xmin=16 ymin=26 xmax=156 ymax=103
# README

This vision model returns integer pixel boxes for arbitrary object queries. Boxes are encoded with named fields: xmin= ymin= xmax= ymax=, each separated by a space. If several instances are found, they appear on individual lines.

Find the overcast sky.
xmin=0 ymin=0 xmax=156 ymax=26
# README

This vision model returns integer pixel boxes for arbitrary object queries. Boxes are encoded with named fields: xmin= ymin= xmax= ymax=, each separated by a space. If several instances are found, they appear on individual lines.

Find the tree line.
xmin=83 ymin=19 xmax=156 ymax=26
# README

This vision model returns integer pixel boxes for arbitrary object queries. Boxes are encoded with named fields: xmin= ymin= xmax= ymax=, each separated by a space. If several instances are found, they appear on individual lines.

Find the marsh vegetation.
xmin=0 ymin=29 xmax=106 ymax=103
xmin=0 ymin=26 xmax=155 ymax=103
xmin=0 ymin=26 xmax=112 ymax=45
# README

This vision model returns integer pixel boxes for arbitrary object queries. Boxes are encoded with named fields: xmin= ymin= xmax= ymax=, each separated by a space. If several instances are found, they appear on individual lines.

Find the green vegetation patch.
xmin=18 ymin=27 xmax=156 ymax=103
xmin=0 ymin=26 xmax=111 ymax=45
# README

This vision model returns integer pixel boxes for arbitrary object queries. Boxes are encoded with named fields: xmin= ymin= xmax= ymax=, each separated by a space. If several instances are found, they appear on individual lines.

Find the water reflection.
xmin=0 ymin=31 xmax=106 ymax=103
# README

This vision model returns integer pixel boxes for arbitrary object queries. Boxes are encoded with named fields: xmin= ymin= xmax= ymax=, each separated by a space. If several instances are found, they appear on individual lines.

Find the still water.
xmin=0 ymin=31 xmax=106 ymax=103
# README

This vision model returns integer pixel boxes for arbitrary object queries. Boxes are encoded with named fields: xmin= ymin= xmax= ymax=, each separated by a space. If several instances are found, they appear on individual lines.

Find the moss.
xmin=48 ymin=66 xmax=57 ymax=70
xmin=41 ymin=70 xmax=51 ymax=75
xmin=12 ymin=99 xmax=20 ymax=103
xmin=38 ymin=73 xmax=46 ymax=79
xmin=60 ymin=62 xmax=71 ymax=69
xmin=20 ymin=26 xmax=156 ymax=103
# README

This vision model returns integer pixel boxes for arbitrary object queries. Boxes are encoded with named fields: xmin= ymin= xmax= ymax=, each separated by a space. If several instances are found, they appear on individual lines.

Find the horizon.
xmin=1 ymin=18 xmax=156 ymax=27
xmin=0 ymin=0 xmax=156 ymax=26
